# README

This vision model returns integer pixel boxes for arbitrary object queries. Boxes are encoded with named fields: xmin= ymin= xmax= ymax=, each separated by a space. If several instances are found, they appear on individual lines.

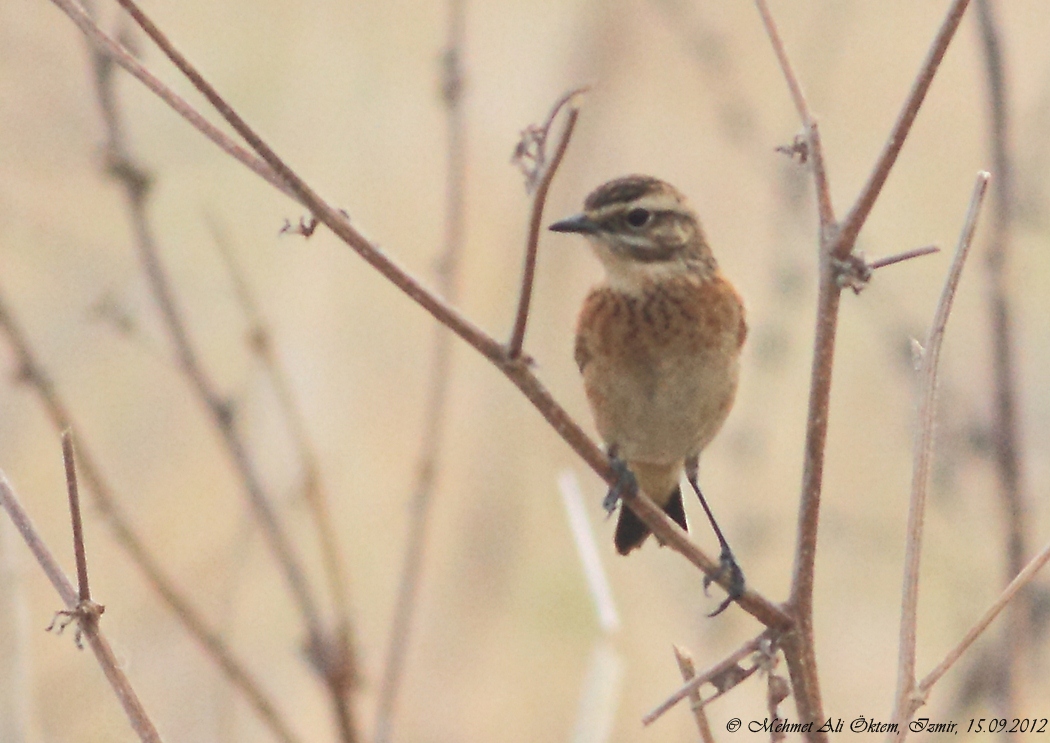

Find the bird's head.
xmin=549 ymin=175 xmax=716 ymax=291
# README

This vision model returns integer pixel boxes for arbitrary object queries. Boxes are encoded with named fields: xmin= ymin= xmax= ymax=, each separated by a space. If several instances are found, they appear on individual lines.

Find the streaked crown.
xmin=549 ymin=176 xmax=716 ymax=277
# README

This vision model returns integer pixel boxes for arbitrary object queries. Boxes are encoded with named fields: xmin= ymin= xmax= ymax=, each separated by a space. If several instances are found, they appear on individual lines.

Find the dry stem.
xmin=0 ymin=295 xmax=302 ymax=743
xmin=61 ymin=432 xmax=92 ymax=604
xmin=643 ymin=629 xmax=775 ymax=725
xmin=0 ymin=467 xmax=162 ymax=743
xmin=507 ymin=89 xmax=585 ymax=358
xmin=918 ymin=537 xmax=1050 ymax=700
xmin=975 ymin=0 xmax=1028 ymax=715
xmin=889 ymin=172 xmax=990 ymax=739
xmin=374 ymin=2 xmax=468 ymax=740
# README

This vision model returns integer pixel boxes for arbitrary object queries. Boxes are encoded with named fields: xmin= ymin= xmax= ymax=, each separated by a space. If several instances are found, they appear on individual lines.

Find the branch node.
xmin=105 ymin=153 xmax=153 ymax=200
xmin=511 ymin=86 xmax=587 ymax=193
xmin=775 ymin=133 xmax=809 ymax=164
xmin=305 ymin=627 xmax=358 ymax=694
xmin=831 ymin=252 xmax=873 ymax=294
xmin=280 ymin=215 xmax=320 ymax=238
xmin=440 ymin=47 xmax=463 ymax=107
xmin=212 ymin=397 xmax=236 ymax=428
xmin=47 ymin=599 xmax=106 ymax=650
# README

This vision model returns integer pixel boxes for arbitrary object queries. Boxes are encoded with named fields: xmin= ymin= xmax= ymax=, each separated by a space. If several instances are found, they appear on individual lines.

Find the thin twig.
xmin=917 ymin=537 xmax=1050 ymax=699
xmin=54 ymin=0 xmax=791 ymax=631
xmin=975 ymin=0 xmax=1027 ymax=717
xmin=889 ymin=171 xmax=990 ymax=739
xmin=868 ymin=245 xmax=940 ymax=271
xmin=61 ymin=431 xmax=91 ymax=603
xmin=673 ymin=646 xmax=716 ymax=743
xmin=835 ymin=0 xmax=973 ymax=256
xmin=0 ymin=468 xmax=162 ymax=743
xmin=754 ymin=0 xmax=834 ymax=228
xmin=374 ymin=2 xmax=468 ymax=740
xmin=44 ymin=0 xmax=294 ymax=200
xmin=643 ymin=630 xmax=774 ymax=726
xmin=507 ymin=90 xmax=585 ymax=358
xmin=754 ymin=0 xmax=811 ymax=126
xmin=0 ymin=293 xmax=303 ymax=743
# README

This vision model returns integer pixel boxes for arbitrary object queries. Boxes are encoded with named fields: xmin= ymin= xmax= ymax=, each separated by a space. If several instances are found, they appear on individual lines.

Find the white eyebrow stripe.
xmin=590 ymin=193 xmax=688 ymax=222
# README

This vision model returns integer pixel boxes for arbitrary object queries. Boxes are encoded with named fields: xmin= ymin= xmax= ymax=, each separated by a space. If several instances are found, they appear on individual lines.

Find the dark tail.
xmin=614 ymin=485 xmax=687 ymax=555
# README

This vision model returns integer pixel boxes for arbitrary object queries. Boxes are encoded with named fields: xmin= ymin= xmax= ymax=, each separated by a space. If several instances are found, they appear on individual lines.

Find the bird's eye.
xmin=626 ymin=208 xmax=651 ymax=228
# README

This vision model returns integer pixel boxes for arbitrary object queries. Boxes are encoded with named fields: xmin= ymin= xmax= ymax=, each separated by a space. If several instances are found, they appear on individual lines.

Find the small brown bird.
xmin=550 ymin=175 xmax=747 ymax=606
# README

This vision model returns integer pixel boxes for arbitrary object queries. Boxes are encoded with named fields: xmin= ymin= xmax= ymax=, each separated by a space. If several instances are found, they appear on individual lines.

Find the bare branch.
xmin=0 ymin=468 xmax=162 ymax=743
xmin=83 ymin=22 xmax=357 ymax=737
xmin=755 ymin=3 xmax=977 ymax=734
xmin=643 ymin=629 xmax=776 ymax=726
xmin=206 ymin=213 xmax=358 ymax=700
xmin=889 ymin=171 xmax=990 ymax=738
xmin=45 ymin=0 xmax=294 ymax=200
xmin=507 ymin=89 xmax=585 ymax=359
xmin=61 ymin=432 xmax=91 ymax=604
xmin=836 ymin=0 xmax=973 ymax=257
xmin=868 ymin=245 xmax=940 ymax=271
xmin=754 ymin=1 xmax=835 ymax=228
xmin=918 ymin=537 xmax=1050 ymax=699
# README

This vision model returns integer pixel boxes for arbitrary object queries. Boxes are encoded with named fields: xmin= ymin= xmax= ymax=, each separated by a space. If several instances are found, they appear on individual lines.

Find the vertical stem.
xmin=974 ymin=0 xmax=1027 ymax=718
xmin=62 ymin=432 xmax=91 ymax=602
xmin=889 ymin=174 xmax=990 ymax=739
xmin=374 ymin=2 xmax=467 ymax=740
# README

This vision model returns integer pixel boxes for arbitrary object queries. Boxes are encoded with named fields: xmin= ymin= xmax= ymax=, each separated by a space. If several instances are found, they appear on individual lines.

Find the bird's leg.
xmin=685 ymin=456 xmax=745 ymax=616
xmin=603 ymin=445 xmax=637 ymax=517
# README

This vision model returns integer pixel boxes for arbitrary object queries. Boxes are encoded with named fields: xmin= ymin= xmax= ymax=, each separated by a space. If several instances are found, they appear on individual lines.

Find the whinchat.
xmin=550 ymin=175 xmax=746 ymax=609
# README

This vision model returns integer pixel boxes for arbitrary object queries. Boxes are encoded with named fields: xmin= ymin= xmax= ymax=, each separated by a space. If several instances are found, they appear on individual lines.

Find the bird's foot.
xmin=703 ymin=547 xmax=746 ymax=617
xmin=602 ymin=452 xmax=637 ymax=517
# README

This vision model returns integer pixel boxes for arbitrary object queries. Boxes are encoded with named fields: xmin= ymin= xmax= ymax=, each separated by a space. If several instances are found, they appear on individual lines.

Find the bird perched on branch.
xmin=550 ymin=175 xmax=747 ymax=611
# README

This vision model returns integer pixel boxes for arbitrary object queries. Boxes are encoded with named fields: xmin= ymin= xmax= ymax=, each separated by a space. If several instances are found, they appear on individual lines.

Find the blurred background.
xmin=1 ymin=0 xmax=1049 ymax=740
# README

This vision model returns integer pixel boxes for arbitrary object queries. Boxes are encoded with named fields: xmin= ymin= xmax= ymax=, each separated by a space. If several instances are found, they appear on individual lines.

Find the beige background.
xmin=2 ymin=0 xmax=1049 ymax=740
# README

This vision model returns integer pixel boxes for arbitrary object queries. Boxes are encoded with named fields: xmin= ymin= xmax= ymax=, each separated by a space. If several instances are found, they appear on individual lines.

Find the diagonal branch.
xmin=83 ymin=22 xmax=358 ymax=739
xmin=643 ymin=629 xmax=776 ymax=725
xmin=917 ymin=536 xmax=1050 ymax=702
xmin=0 ymin=293 xmax=304 ymax=743
xmin=85 ymin=17 xmax=331 ymax=664
xmin=835 ymin=0 xmax=973 ymax=257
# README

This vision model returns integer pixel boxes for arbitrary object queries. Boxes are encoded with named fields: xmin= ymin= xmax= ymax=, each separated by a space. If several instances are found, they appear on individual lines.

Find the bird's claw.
xmin=602 ymin=454 xmax=637 ymax=517
xmin=703 ymin=548 xmax=746 ymax=617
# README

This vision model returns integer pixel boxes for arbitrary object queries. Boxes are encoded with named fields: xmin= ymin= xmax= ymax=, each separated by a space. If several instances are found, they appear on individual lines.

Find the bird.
xmin=549 ymin=175 xmax=747 ymax=610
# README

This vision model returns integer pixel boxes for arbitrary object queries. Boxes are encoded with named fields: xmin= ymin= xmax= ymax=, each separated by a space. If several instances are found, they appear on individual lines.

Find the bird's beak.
xmin=548 ymin=213 xmax=600 ymax=235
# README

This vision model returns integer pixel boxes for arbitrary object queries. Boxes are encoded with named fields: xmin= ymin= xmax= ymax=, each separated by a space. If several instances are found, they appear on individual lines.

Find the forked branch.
xmin=0 ymin=465 xmax=162 ymax=743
